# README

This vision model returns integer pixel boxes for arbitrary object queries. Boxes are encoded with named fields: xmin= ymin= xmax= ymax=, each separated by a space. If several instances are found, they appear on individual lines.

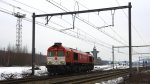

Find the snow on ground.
xmin=95 ymin=77 xmax=123 ymax=84
xmin=0 ymin=64 xmax=128 ymax=80
xmin=0 ymin=66 xmax=48 ymax=80
xmin=94 ymin=64 xmax=129 ymax=71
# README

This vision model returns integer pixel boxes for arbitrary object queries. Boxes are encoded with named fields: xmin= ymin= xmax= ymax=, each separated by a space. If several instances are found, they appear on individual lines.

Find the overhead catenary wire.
xmin=0 ymin=0 xmax=32 ymax=14
xmin=0 ymin=15 xmax=128 ymax=65
xmin=0 ymin=7 xmax=13 ymax=15
xmin=0 ymin=6 xmax=113 ymax=52
xmin=46 ymin=0 xmax=127 ymax=46
xmin=0 ymin=0 xmax=90 ymax=41
xmin=12 ymin=0 xmax=46 ymax=13
xmin=10 ymin=0 xmax=113 ymax=47
xmin=73 ymin=0 xmax=128 ymax=45
xmin=0 ymin=0 xmax=130 ymax=56
xmin=115 ymin=0 xmax=146 ymax=44
xmin=114 ymin=0 xmax=147 ymax=54
xmin=72 ymin=0 xmax=143 ymax=55
xmin=44 ymin=0 xmax=137 ymax=56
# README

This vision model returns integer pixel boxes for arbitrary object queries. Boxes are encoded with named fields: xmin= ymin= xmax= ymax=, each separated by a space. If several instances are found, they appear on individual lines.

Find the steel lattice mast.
xmin=14 ymin=12 xmax=25 ymax=52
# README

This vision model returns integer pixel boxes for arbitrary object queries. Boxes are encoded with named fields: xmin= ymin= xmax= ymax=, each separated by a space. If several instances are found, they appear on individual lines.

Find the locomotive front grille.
xmin=47 ymin=57 xmax=66 ymax=65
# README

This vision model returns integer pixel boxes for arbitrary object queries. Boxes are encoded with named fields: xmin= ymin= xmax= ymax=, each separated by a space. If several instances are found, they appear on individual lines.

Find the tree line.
xmin=0 ymin=45 xmax=46 ymax=66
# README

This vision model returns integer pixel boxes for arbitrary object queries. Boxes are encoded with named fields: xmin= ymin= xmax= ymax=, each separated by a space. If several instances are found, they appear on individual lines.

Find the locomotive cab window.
xmin=89 ymin=56 xmax=93 ymax=62
xmin=66 ymin=52 xmax=69 ymax=56
xmin=74 ymin=53 xmax=78 ymax=60
xmin=48 ymin=51 xmax=56 ymax=57
xmin=58 ymin=50 xmax=64 ymax=56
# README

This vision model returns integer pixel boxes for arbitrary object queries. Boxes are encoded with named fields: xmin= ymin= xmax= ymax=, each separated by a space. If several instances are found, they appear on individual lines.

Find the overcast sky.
xmin=0 ymin=0 xmax=150 ymax=61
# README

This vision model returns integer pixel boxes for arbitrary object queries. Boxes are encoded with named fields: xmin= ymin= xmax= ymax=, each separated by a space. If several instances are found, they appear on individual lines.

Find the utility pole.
xmin=128 ymin=2 xmax=132 ymax=75
xmin=31 ymin=13 xmax=35 ymax=75
xmin=14 ymin=12 xmax=26 ymax=52
xmin=112 ymin=45 xmax=114 ymax=69
xmin=113 ymin=44 xmax=150 ymax=78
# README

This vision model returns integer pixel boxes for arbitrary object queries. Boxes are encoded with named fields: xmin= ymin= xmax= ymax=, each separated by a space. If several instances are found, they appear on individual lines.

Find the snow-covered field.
xmin=95 ymin=77 xmax=123 ymax=84
xmin=0 ymin=66 xmax=48 ymax=80
xmin=94 ymin=64 xmax=129 ymax=71
xmin=0 ymin=64 xmax=128 ymax=83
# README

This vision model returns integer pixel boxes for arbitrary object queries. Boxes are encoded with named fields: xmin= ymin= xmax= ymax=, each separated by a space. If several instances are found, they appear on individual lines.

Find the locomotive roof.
xmin=62 ymin=46 xmax=88 ymax=54
xmin=48 ymin=43 xmax=93 ymax=56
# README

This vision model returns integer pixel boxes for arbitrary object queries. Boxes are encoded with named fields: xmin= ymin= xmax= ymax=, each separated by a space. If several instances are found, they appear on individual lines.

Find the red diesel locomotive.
xmin=46 ymin=43 xmax=94 ymax=74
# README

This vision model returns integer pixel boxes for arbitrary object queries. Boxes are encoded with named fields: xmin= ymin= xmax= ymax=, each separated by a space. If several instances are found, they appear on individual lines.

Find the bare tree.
xmin=22 ymin=45 xmax=28 ymax=53
xmin=7 ymin=44 xmax=11 ymax=52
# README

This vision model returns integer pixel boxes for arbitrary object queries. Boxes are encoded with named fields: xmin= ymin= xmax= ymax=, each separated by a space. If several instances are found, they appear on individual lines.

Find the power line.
xmin=33 ymin=3 xmax=132 ymax=59
xmin=115 ymin=0 xmax=147 ymax=56
xmin=75 ymin=1 xmax=128 ymax=44
xmin=0 ymin=7 xmax=112 ymax=51
xmin=0 ymin=0 xmax=132 ymax=56
xmin=115 ymin=0 xmax=146 ymax=44
xmin=56 ymin=0 xmax=127 ymax=45
xmin=12 ymin=0 xmax=46 ymax=13
xmin=13 ymin=0 xmax=131 ymax=54
xmin=46 ymin=0 xmax=127 ymax=45
xmin=0 ymin=7 xmax=128 ymax=63
xmin=11 ymin=0 xmax=113 ymax=47
xmin=1 ymin=2 xmax=130 ymax=73
xmin=0 ymin=7 xmax=13 ymax=15
xmin=0 ymin=0 xmax=32 ymax=14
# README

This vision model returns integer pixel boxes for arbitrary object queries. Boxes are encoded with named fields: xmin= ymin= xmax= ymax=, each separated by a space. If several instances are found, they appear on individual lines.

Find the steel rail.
xmin=50 ymin=69 xmax=129 ymax=84
xmin=1 ymin=67 xmax=148 ymax=84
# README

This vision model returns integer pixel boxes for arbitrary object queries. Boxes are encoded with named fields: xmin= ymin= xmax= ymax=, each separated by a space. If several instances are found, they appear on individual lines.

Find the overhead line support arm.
xmin=113 ymin=45 xmax=150 ymax=48
xmin=34 ymin=6 xmax=129 ymax=17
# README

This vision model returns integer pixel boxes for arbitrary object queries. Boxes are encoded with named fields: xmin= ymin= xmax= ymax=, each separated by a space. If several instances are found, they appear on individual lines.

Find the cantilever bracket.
xmin=72 ymin=14 xmax=76 ymax=29
xmin=45 ymin=16 xmax=52 ymax=25
xmin=111 ymin=10 xmax=115 ymax=26
xmin=97 ymin=10 xmax=115 ymax=29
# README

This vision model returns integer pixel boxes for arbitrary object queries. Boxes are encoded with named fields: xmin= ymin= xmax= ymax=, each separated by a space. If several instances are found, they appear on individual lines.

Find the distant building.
xmin=91 ymin=46 xmax=101 ymax=65
xmin=91 ymin=46 xmax=99 ymax=60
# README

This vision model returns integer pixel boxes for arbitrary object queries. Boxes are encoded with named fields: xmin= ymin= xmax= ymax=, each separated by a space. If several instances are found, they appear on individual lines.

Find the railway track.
xmin=0 ymin=67 xmax=148 ymax=84
xmin=45 ymin=69 xmax=129 ymax=84
xmin=0 ymin=76 xmax=49 ymax=84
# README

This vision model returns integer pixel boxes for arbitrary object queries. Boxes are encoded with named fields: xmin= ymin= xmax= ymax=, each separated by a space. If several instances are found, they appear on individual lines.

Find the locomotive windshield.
xmin=48 ymin=50 xmax=64 ymax=57
xmin=58 ymin=50 xmax=64 ymax=56
xmin=48 ymin=51 xmax=56 ymax=57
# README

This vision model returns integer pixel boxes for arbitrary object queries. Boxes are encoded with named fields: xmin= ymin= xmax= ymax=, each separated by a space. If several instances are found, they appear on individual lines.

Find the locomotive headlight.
xmin=60 ymin=61 xmax=65 ymax=64
xmin=48 ymin=61 xmax=52 ymax=64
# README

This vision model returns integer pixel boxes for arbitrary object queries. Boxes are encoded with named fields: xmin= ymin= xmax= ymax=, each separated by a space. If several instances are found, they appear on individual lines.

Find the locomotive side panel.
xmin=65 ymin=49 xmax=73 ymax=63
xmin=78 ymin=54 xmax=88 ymax=63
